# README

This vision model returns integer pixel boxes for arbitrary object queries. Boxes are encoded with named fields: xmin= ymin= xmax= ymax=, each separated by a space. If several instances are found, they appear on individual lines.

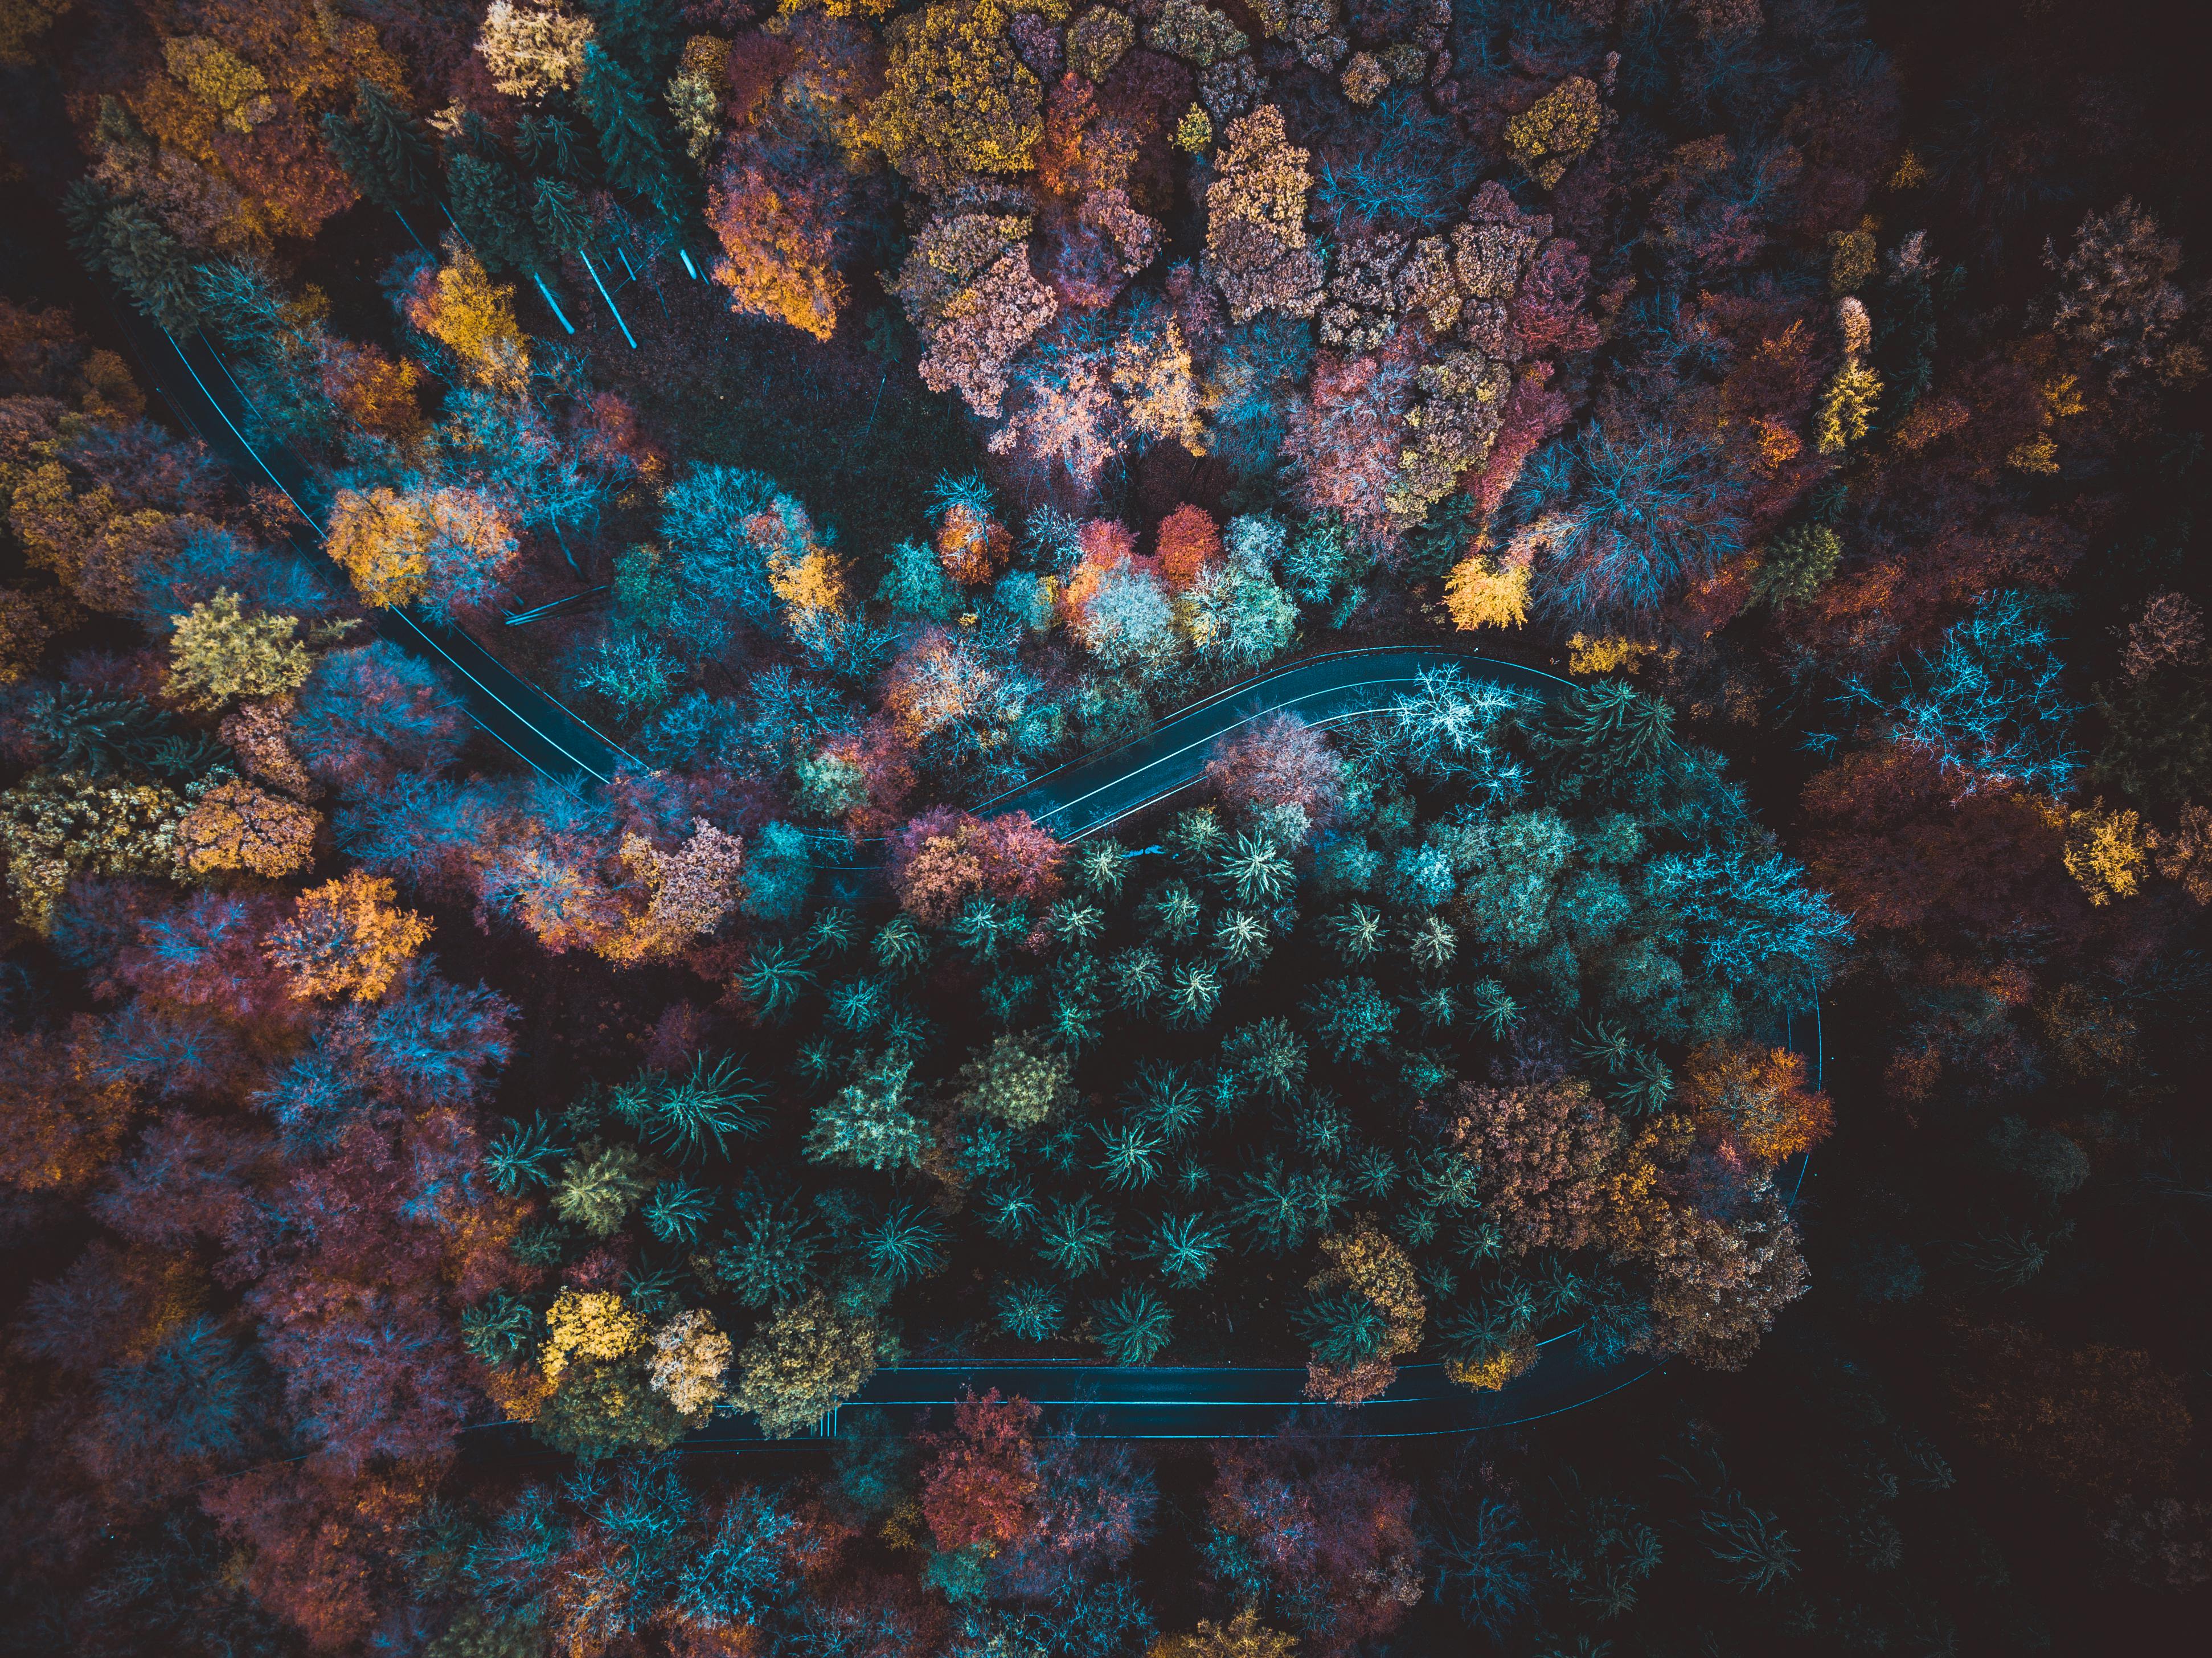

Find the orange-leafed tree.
xmin=888 ymin=808 xmax=1064 ymax=925
xmin=262 ymin=870 xmax=432 ymax=1001
xmin=1154 ymin=502 xmax=1220 ymax=589
xmin=707 ymin=153 xmax=850 ymax=342
xmin=174 ymin=779 xmax=319 ymax=877
xmin=325 ymin=485 xmax=518 ymax=617
xmin=1678 ymin=1042 xmax=1834 ymax=1166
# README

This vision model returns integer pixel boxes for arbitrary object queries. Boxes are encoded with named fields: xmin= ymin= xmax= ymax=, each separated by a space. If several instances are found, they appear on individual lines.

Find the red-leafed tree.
xmin=1205 ymin=714 xmax=1346 ymax=829
xmin=919 ymin=1388 xmax=1041 ymax=1553
xmin=1206 ymin=1426 xmax=1423 ymax=1653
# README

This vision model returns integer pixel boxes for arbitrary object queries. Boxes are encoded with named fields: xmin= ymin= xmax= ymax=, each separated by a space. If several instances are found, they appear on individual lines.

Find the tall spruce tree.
xmin=62 ymin=182 xmax=205 ymax=334
xmin=577 ymin=40 xmax=683 ymax=226
xmin=531 ymin=178 xmax=590 ymax=255
xmin=448 ymin=153 xmax=543 ymax=275
xmin=321 ymin=79 xmax=435 ymax=211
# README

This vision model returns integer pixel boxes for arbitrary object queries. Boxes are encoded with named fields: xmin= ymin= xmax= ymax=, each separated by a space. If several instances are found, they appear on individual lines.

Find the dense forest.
xmin=0 ymin=0 xmax=2207 ymax=1652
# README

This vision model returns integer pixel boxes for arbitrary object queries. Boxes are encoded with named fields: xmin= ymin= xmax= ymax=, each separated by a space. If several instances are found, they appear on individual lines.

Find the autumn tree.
xmin=730 ymin=1288 xmax=890 ymax=1436
xmin=1679 ymin=1043 xmax=1834 ymax=1167
xmin=174 ymin=778 xmax=319 ymax=877
xmin=707 ymin=149 xmax=850 ymax=341
xmin=919 ymin=1389 xmax=1041 ymax=1553
xmin=873 ymin=0 xmax=1045 ymax=183
xmin=888 ymin=808 xmax=1066 ymax=924
xmin=165 ymin=588 xmax=312 ymax=711
xmin=1203 ymin=105 xmax=1324 ymax=324
xmin=1205 ymin=714 xmax=1346 ymax=827
xmin=325 ymin=485 xmax=518 ymax=617
xmin=262 ymin=870 xmax=432 ymax=1001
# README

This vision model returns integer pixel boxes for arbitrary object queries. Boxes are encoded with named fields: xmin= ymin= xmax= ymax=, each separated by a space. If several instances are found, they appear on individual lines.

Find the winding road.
xmin=119 ymin=305 xmax=1819 ymax=1445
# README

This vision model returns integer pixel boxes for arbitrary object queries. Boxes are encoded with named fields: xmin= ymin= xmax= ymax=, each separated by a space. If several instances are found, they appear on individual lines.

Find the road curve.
xmin=105 ymin=311 xmax=636 ymax=788
xmin=123 ymin=302 xmax=1814 ymax=1446
xmin=989 ymin=648 xmax=1571 ymax=840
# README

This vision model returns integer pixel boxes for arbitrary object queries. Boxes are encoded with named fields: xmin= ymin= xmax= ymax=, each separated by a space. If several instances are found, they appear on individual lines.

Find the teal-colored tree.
xmin=642 ymin=1176 xmax=716 ymax=1244
xmin=1304 ymin=977 xmax=1398 ymax=1065
xmin=322 ymin=79 xmax=436 ymax=212
xmin=993 ymin=1279 xmax=1064 ymax=1342
xmin=1038 ymin=1196 xmax=1116 ymax=1276
xmin=1093 ymin=1287 xmax=1174 ymax=1364
xmin=448 ymin=152 xmax=544 ymax=276
xmin=579 ymin=40 xmax=686 ymax=226
xmin=704 ymin=1191 xmax=822 ymax=1307
xmin=1143 ymin=1213 xmax=1229 ymax=1286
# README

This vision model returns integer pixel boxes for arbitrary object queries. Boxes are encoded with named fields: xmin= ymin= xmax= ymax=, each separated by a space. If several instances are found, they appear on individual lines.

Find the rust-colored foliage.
xmin=888 ymin=807 xmax=1065 ymax=925
xmin=1680 ymin=1042 xmax=1834 ymax=1167
xmin=1953 ymin=1323 xmax=2194 ymax=1501
xmin=919 ymin=1387 xmax=1041 ymax=1551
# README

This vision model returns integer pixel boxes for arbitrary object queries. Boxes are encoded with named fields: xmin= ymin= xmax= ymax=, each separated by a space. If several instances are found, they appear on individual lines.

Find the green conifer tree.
xmin=578 ymin=40 xmax=684 ymax=225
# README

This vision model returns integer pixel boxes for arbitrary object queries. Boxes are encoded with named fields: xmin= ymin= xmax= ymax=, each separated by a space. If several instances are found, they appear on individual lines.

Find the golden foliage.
xmin=1203 ymin=105 xmax=1325 ymax=324
xmin=476 ymin=1 xmax=596 ymax=101
xmin=0 ymin=0 xmax=72 ymax=68
xmin=0 ymin=588 xmax=54 ymax=683
xmin=542 ymin=1288 xmax=647 ymax=1381
xmin=1112 ymin=317 xmax=1207 ymax=452
xmin=0 ymin=770 xmax=187 ymax=932
xmin=326 ymin=485 xmax=516 ymax=610
xmin=1149 ymin=1610 xmax=1299 ymax=1658
xmin=873 ymin=0 xmax=1044 ymax=180
xmin=2063 ymin=798 xmax=2151 ymax=906
xmin=263 ymin=870 xmax=433 ymax=1001
xmin=326 ymin=486 xmax=431 ymax=607
xmin=707 ymin=166 xmax=849 ymax=342
xmin=1828 ymin=226 xmax=1877 ymax=294
xmin=1444 ymin=1336 xmax=1539 ymax=1392
xmin=1443 ymin=552 xmax=1530 ymax=631
xmin=404 ymin=243 xmax=529 ymax=392
xmin=1068 ymin=5 xmax=1136 ymax=81
xmin=599 ymin=820 xmax=747 ymax=967
xmin=1680 ymin=1042 xmax=1835 ymax=1167
xmin=1567 ymin=633 xmax=1652 ymax=674
xmin=174 ymin=779 xmax=318 ymax=878
xmin=165 ymin=36 xmax=272 ymax=133
xmin=1504 ymin=76 xmax=1603 ymax=190
xmin=166 ymin=588 xmax=312 ymax=711
xmin=1816 ymin=361 xmax=1881 ymax=453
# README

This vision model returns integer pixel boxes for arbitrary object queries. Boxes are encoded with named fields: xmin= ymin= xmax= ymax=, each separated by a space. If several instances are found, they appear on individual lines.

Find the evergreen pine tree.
xmin=578 ymin=40 xmax=683 ymax=224
xmin=63 ymin=183 xmax=205 ymax=334
xmin=448 ymin=152 xmax=543 ymax=275
xmin=531 ymin=177 xmax=591 ymax=255
xmin=357 ymin=80 xmax=436 ymax=203
xmin=320 ymin=81 xmax=435 ymax=211
xmin=587 ymin=0 xmax=682 ymax=80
